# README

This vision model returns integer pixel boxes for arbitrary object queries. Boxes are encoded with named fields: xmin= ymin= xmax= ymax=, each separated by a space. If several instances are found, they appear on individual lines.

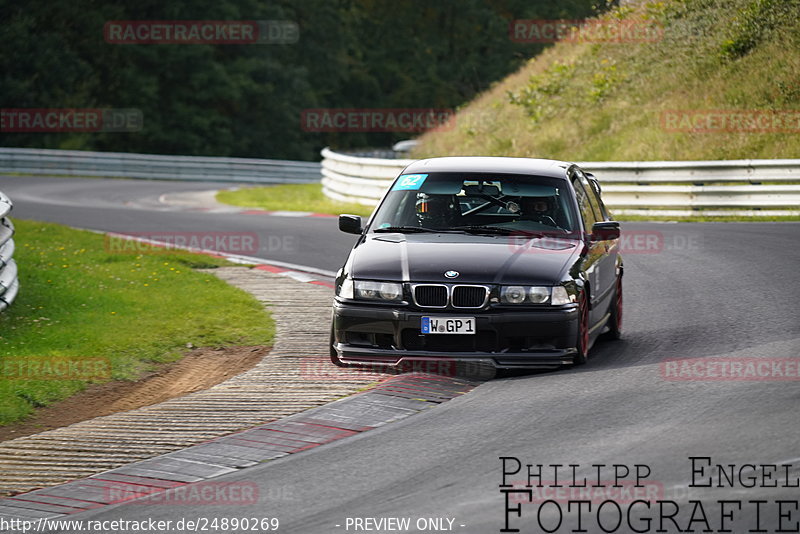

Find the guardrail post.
xmin=0 ymin=190 xmax=19 ymax=312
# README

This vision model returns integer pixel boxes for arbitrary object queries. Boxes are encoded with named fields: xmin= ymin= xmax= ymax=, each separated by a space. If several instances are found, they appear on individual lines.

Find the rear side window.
xmin=575 ymin=170 xmax=604 ymax=221
xmin=585 ymin=174 xmax=610 ymax=220
xmin=572 ymin=175 xmax=598 ymax=232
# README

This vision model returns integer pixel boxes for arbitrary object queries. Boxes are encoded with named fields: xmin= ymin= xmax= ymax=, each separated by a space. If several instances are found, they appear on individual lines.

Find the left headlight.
xmin=500 ymin=285 xmax=551 ymax=304
xmin=499 ymin=285 xmax=576 ymax=305
xmin=353 ymin=280 xmax=403 ymax=302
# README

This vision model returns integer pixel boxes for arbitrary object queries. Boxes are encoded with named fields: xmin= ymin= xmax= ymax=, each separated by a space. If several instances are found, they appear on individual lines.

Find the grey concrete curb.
xmin=0 ymin=267 xmax=357 ymax=495
xmin=0 ymin=267 xmax=481 ymax=521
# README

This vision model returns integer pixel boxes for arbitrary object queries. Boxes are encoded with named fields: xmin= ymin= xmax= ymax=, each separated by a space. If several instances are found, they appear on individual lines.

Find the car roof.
xmin=402 ymin=156 xmax=573 ymax=179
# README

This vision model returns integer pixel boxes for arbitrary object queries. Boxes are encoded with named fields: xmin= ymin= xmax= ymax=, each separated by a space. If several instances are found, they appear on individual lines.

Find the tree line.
xmin=0 ymin=0 xmax=599 ymax=160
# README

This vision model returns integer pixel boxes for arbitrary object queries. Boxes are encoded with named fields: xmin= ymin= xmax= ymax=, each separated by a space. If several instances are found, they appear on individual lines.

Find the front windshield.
xmin=370 ymin=172 xmax=578 ymax=234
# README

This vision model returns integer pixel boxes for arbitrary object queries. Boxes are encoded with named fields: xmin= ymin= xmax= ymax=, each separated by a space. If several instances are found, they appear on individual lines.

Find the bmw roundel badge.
xmin=444 ymin=270 xmax=459 ymax=279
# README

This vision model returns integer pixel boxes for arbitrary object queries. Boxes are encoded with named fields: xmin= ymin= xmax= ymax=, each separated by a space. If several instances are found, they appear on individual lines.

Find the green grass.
xmin=414 ymin=0 xmax=800 ymax=161
xmin=0 ymin=220 xmax=275 ymax=425
xmin=217 ymin=184 xmax=374 ymax=217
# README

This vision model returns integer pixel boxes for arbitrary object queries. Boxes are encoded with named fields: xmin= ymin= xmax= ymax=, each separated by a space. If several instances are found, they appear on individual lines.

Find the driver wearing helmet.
xmin=520 ymin=195 xmax=558 ymax=226
xmin=416 ymin=193 xmax=458 ymax=228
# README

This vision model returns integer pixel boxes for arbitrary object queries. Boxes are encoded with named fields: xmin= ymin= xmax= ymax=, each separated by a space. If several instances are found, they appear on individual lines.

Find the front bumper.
xmin=332 ymin=300 xmax=580 ymax=370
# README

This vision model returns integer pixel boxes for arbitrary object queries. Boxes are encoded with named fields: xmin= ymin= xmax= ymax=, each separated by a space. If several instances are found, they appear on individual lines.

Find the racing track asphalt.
xmin=1 ymin=176 xmax=798 ymax=533
xmin=0 ymin=176 xmax=352 ymax=274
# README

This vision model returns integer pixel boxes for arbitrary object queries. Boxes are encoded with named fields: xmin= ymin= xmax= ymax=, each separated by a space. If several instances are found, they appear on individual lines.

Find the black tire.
xmin=574 ymin=292 xmax=590 ymax=365
xmin=330 ymin=327 xmax=346 ymax=367
xmin=602 ymin=276 xmax=623 ymax=341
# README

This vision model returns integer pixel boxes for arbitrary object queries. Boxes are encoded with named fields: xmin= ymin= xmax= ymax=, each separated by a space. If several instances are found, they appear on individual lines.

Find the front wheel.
xmin=574 ymin=292 xmax=590 ymax=365
xmin=330 ymin=327 xmax=346 ymax=367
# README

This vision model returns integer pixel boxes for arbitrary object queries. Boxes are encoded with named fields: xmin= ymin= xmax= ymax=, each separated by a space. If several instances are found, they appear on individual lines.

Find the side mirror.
xmin=591 ymin=221 xmax=620 ymax=241
xmin=339 ymin=214 xmax=363 ymax=234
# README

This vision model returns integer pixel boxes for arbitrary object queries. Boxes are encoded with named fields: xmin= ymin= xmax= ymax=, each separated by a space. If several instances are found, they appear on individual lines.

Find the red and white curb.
xmin=157 ymin=190 xmax=338 ymax=219
xmin=234 ymin=209 xmax=334 ymax=218
xmin=251 ymin=264 xmax=334 ymax=288
xmin=184 ymin=207 xmax=336 ymax=218
xmin=0 ymin=375 xmax=480 ymax=522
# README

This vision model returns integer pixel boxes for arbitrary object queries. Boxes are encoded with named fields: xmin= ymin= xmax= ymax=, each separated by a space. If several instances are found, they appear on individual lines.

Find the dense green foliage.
xmin=0 ymin=0 xmax=598 ymax=160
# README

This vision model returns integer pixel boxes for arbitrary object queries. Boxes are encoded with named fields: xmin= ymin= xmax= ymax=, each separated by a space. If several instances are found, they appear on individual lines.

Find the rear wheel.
xmin=574 ymin=292 xmax=590 ymax=365
xmin=605 ymin=276 xmax=623 ymax=340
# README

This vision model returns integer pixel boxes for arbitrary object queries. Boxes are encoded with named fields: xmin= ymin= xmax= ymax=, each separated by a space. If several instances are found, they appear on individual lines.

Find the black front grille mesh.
xmin=413 ymin=284 xmax=488 ymax=308
xmin=452 ymin=286 xmax=487 ymax=308
xmin=414 ymin=285 xmax=447 ymax=307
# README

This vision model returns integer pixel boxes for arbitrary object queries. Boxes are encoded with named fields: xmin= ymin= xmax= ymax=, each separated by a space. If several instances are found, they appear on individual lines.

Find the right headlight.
xmin=337 ymin=277 xmax=354 ymax=299
xmin=354 ymin=280 xmax=403 ymax=302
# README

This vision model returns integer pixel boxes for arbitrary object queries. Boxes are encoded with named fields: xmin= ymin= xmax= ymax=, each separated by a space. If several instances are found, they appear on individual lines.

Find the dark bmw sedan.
xmin=330 ymin=157 xmax=622 ymax=370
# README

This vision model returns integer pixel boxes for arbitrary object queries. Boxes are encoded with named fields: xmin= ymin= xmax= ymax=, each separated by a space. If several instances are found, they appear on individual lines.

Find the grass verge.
xmin=0 ymin=220 xmax=275 ymax=426
xmin=414 ymin=0 xmax=800 ymax=161
xmin=217 ymin=184 xmax=374 ymax=218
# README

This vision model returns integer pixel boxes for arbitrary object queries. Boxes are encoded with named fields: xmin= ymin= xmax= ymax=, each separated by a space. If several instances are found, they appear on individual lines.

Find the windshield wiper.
xmin=373 ymin=226 xmax=457 ymax=234
xmin=450 ymin=225 xmax=520 ymax=235
xmin=374 ymin=225 xmax=564 ymax=237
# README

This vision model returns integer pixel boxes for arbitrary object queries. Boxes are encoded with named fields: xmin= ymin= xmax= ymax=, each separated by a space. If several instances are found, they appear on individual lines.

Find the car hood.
xmin=348 ymin=233 xmax=582 ymax=285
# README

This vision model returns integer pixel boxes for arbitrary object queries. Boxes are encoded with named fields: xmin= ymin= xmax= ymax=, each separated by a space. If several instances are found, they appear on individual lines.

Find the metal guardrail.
xmin=0 ymin=191 xmax=19 ymax=313
xmin=2 ymin=146 xmax=797 ymax=216
xmin=0 ymin=148 xmax=321 ymax=184
xmin=320 ymin=148 xmax=800 ymax=217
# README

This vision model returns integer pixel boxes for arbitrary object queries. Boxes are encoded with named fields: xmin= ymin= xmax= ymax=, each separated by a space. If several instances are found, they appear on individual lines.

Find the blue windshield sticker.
xmin=393 ymin=174 xmax=428 ymax=191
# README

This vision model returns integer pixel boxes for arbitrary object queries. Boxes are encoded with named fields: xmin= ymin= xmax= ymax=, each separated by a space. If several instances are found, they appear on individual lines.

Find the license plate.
xmin=421 ymin=316 xmax=476 ymax=335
